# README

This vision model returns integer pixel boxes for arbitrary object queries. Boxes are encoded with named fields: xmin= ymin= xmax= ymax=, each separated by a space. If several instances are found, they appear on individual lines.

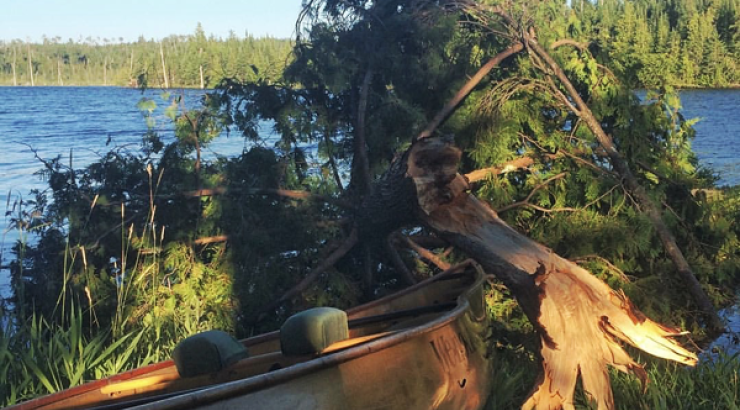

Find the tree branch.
xmin=385 ymin=233 xmax=416 ymax=285
xmin=401 ymin=235 xmax=451 ymax=271
xmin=259 ymin=227 xmax=359 ymax=316
xmin=324 ymin=129 xmax=345 ymax=191
xmin=465 ymin=156 xmax=535 ymax=183
xmin=550 ymin=39 xmax=590 ymax=51
xmin=416 ymin=42 xmax=524 ymax=140
xmin=180 ymin=187 xmax=355 ymax=210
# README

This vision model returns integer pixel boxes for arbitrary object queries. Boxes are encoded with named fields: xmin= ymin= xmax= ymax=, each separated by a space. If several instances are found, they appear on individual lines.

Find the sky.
xmin=0 ymin=0 xmax=305 ymax=43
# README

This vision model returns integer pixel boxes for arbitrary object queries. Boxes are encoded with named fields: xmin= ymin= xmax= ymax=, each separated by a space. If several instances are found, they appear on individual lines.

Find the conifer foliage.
xmin=4 ymin=0 xmax=740 ymax=408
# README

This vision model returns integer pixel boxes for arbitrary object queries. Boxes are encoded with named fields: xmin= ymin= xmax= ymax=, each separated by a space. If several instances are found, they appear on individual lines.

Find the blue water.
xmin=677 ymin=89 xmax=740 ymax=187
xmin=0 ymin=86 xmax=257 ymax=295
xmin=0 ymin=87 xmax=738 ymax=301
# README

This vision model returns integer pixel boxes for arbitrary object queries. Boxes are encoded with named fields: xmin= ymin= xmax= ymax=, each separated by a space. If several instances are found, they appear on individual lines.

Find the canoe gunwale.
xmin=10 ymin=265 xmax=489 ymax=410
xmin=128 ymin=269 xmax=489 ymax=410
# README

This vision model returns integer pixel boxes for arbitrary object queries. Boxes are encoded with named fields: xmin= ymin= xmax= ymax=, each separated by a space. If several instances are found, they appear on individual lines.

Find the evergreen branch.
xmin=416 ymin=42 xmax=524 ymax=140
xmin=181 ymin=187 xmax=355 ymax=209
xmin=516 ymin=132 xmax=618 ymax=180
xmin=571 ymin=254 xmax=633 ymax=283
xmin=497 ymin=172 xmax=568 ymax=213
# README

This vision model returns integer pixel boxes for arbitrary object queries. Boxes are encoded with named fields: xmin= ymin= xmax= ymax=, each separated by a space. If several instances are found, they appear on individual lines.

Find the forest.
xmin=2 ymin=0 xmax=740 ymax=409
xmin=0 ymin=0 xmax=738 ymax=88
xmin=0 ymin=24 xmax=293 ymax=88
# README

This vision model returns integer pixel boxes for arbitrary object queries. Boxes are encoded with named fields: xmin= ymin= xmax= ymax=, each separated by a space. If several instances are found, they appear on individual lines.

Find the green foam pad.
xmin=172 ymin=330 xmax=249 ymax=378
xmin=280 ymin=307 xmax=349 ymax=356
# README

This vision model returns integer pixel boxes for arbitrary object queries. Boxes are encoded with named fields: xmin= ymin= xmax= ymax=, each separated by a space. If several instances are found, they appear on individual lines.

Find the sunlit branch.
xmin=401 ymin=236 xmax=451 ymax=271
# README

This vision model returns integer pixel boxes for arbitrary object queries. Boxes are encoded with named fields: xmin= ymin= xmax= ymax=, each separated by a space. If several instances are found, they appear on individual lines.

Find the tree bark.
xmin=361 ymin=137 xmax=697 ymax=410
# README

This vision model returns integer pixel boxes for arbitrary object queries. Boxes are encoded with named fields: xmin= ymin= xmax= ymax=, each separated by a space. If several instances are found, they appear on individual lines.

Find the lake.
xmin=0 ymin=87 xmax=739 ymax=298
xmin=0 ymin=87 xmax=253 ymax=294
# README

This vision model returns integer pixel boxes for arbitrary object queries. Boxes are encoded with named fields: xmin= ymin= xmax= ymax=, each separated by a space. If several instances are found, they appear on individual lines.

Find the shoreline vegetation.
xmin=0 ymin=24 xmax=293 ymax=89
xmin=2 ymin=0 xmax=739 ymax=90
xmin=1 ymin=0 xmax=740 ymax=408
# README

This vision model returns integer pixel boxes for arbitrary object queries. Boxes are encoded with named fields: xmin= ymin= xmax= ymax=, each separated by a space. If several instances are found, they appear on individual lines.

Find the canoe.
xmin=9 ymin=265 xmax=493 ymax=410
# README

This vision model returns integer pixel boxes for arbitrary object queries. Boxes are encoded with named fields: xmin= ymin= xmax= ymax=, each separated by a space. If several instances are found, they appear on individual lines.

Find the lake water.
xmin=0 ymin=87 xmax=254 ymax=295
xmin=0 ymin=87 xmax=739 ymax=326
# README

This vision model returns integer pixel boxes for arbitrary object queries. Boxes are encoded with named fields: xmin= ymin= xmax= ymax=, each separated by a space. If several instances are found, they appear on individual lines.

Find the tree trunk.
xmin=360 ymin=137 xmax=698 ymax=410
xmin=199 ymin=48 xmax=205 ymax=89
xmin=12 ymin=47 xmax=17 ymax=86
xmin=160 ymin=42 xmax=169 ymax=89
xmin=27 ymin=44 xmax=34 ymax=86
xmin=57 ymin=59 xmax=63 ymax=86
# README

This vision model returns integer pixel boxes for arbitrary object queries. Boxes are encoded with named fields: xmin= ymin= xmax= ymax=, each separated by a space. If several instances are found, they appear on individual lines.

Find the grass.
xmin=484 ymin=339 xmax=740 ymax=410
xmin=0 ymin=304 xmax=150 ymax=406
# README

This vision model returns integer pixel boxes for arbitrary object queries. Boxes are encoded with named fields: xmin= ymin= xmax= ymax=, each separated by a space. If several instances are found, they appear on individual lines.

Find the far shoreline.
xmin=2 ymin=83 xmax=740 ymax=90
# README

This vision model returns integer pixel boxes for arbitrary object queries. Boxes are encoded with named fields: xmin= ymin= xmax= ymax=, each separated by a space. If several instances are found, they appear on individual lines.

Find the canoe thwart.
xmin=280 ymin=307 xmax=349 ymax=356
xmin=172 ymin=330 xmax=249 ymax=378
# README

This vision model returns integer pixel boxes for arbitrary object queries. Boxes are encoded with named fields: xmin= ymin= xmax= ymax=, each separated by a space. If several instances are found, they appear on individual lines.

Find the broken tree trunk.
xmin=360 ymin=137 xmax=698 ymax=410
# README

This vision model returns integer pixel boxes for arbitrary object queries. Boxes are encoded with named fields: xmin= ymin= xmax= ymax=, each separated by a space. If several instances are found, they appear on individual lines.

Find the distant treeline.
xmin=0 ymin=0 xmax=738 ymax=89
xmin=577 ymin=0 xmax=739 ymax=87
xmin=0 ymin=24 xmax=293 ymax=88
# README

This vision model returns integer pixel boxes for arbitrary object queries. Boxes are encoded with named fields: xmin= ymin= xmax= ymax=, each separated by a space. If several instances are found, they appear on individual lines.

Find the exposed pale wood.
xmin=12 ymin=47 xmax=18 ymax=86
xmin=27 ymin=43 xmax=34 ymax=86
xmin=406 ymin=137 xmax=697 ymax=410
xmin=465 ymin=156 xmax=534 ymax=183
xmin=160 ymin=42 xmax=169 ymax=89
xmin=193 ymin=235 xmax=228 ymax=245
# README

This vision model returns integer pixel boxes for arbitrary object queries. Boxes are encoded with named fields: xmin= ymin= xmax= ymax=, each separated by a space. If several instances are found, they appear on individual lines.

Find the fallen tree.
xmin=218 ymin=1 xmax=717 ymax=407
xmin=400 ymin=137 xmax=697 ymax=409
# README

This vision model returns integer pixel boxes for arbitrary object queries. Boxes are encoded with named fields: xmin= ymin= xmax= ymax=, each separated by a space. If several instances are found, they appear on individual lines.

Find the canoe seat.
xmin=280 ymin=307 xmax=349 ymax=356
xmin=172 ymin=330 xmax=249 ymax=378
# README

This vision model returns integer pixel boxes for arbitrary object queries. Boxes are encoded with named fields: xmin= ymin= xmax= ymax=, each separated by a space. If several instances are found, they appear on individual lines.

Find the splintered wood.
xmin=407 ymin=137 xmax=697 ymax=410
